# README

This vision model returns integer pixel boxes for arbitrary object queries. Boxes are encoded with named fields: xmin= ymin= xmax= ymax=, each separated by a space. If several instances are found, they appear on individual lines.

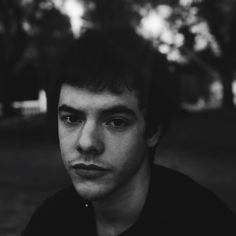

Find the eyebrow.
xmin=58 ymin=104 xmax=137 ymax=118
xmin=58 ymin=105 xmax=81 ymax=114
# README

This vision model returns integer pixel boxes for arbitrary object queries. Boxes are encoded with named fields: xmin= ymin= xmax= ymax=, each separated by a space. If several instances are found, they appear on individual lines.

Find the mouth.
xmin=72 ymin=163 xmax=107 ymax=171
xmin=70 ymin=163 xmax=109 ymax=179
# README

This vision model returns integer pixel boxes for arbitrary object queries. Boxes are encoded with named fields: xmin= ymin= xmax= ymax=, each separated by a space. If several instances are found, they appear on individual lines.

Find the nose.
xmin=76 ymin=120 xmax=104 ymax=155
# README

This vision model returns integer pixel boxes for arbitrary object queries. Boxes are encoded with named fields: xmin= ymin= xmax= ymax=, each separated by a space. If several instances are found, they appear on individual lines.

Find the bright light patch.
xmin=39 ymin=90 xmax=47 ymax=112
xmin=63 ymin=0 xmax=84 ymax=36
xmin=22 ymin=21 xmax=31 ymax=32
xmin=233 ymin=80 xmax=236 ymax=105
xmin=138 ymin=3 xmax=214 ymax=62
xmin=138 ymin=5 xmax=172 ymax=39
xmin=161 ymin=30 xmax=174 ymax=44
xmin=167 ymin=50 xmax=183 ymax=61
xmin=182 ymin=80 xmax=223 ymax=111
xmin=54 ymin=0 xmax=84 ymax=37
xmin=12 ymin=90 xmax=47 ymax=116
xmin=140 ymin=10 xmax=164 ymax=38
xmin=180 ymin=0 xmax=193 ymax=7
xmin=191 ymin=21 xmax=221 ymax=55
xmin=159 ymin=44 xmax=170 ymax=54
xmin=137 ymin=5 xmax=184 ymax=61
xmin=210 ymin=80 xmax=223 ymax=102
xmin=194 ymin=34 xmax=208 ymax=51
xmin=175 ymin=33 xmax=184 ymax=47
xmin=180 ymin=0 xmax=203 ymax=7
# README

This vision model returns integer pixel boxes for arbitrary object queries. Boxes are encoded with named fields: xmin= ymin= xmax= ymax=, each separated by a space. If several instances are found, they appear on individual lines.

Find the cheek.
xmin=58 ymin=123 xmax=76 ymax=147
xmin=105 ymin=131 xmax=147 ymax=188
xmin=58 ymin=128 xmax=76 ymax=161
xmin=106 ymin=127 xmax=147 ymax=166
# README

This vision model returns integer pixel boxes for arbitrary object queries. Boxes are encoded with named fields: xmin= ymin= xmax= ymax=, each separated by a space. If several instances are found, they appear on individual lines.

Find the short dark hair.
xmin=48 ymin=26 xmax=172 ymax=155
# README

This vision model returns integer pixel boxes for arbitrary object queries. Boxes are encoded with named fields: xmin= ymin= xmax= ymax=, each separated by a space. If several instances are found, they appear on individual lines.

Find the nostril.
xmin=76 ymin=143 xmax=104 ymax=155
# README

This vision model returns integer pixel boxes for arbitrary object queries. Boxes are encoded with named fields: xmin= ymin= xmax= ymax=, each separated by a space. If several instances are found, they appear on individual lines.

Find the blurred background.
xmin=0 ymin=0 xmax=236 ymax=235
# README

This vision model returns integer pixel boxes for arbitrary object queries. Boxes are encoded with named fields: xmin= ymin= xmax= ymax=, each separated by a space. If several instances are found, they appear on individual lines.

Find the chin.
xmin=73 ymin=182 xmax=111 ymax=201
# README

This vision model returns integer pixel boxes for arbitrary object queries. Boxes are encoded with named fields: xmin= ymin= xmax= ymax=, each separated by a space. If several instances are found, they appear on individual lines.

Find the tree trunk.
xmin=221 ymin=67 xmax=234 ymax=108
xmin=0 ymin=68 xmax=16 ymax=118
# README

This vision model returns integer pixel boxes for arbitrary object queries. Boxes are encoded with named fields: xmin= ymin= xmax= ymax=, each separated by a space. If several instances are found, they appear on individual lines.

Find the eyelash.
xmin=59 ymin=115 xmax=83 ymax=125
xmin=59 ymin=115 xmax=131 ymax=130
xmin=105 ymin=117 xmax=130 ymax=130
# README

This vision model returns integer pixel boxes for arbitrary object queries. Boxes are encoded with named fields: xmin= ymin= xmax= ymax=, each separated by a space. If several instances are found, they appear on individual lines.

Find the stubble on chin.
xmin=71 ymin=176 xmax=112 ymax=201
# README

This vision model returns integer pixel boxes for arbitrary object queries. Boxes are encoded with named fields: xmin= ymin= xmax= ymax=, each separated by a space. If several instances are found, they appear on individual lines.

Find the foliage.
xmin=197 ymin=0 xmax=236 ymax=107
xmin=80 ymin=0 xmax=236 ymax=107
xmin=0 ymin=0 xmax=73 ymax=116
xmin=1 ymin=0 xmax=235 ymax=116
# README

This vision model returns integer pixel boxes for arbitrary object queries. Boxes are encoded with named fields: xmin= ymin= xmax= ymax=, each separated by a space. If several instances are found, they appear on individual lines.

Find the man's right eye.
xmin=59 ymin=114 xmax=82 ymax=125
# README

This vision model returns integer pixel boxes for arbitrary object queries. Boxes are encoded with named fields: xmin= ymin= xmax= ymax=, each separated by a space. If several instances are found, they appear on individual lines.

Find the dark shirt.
xmin=22 ymin=165 xmax=236 ymax=235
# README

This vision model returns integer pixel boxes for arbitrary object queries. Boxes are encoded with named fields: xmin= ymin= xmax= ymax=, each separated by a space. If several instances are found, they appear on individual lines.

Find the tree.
xmin=82 ymin=0 xmax=179 ymax=29
xmin=81 ymin=0 xmax=141 ymax=29
xmin=136 ymin=0 xmax=236 ymax=108
xmin=198 ymin=0 xmax=236 ymax=107
xmin=0 ymin=0 xmax=72 ymax=117
xmin=81 ymin=0 xmax=222 ymax=110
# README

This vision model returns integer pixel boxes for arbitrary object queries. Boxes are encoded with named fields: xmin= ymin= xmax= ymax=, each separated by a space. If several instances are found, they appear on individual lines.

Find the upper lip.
xmin=71 ymin=163 xmax=107 ymax=171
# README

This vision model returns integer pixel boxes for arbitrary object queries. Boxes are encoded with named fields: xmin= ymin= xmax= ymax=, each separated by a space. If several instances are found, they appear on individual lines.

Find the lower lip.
xmin=73 ymin=168 xmax=108 ymax=179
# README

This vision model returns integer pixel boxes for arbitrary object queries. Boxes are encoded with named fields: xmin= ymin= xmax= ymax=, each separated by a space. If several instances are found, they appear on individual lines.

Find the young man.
xmin=22 ymin=27 xmax=236 ymax=236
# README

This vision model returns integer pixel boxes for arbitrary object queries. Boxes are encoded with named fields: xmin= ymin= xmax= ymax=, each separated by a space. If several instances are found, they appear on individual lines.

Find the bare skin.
xmin=94 ymin=158 xmax=150 ymax=236
xmin=58 ymin=84 xmax=159 ymax=236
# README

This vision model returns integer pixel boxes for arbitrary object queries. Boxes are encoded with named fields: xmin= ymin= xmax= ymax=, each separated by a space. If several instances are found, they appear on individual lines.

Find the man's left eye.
xmin=105 ymin=118 xmax=130 ymax=129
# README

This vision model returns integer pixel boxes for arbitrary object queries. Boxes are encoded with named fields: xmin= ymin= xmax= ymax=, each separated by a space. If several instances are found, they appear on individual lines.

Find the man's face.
xmin=58 ymin=84 xmax=153 ymax=201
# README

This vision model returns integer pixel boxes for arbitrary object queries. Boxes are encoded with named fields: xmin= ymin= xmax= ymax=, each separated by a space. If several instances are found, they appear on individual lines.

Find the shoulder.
xmin=151 ymin=164 xmax=232 ymax=211
xmin=34 ymin=185 xmax=85 ymax=214
xmin=151 ymin=165 xmax=236 ymax=234
xmin=151 ymin=164 xmax=205 ymax=195
xmin=21 ymin=186 xmax=88 ymax=235
xmin=152 ymin=164 xmax=219 ymax=198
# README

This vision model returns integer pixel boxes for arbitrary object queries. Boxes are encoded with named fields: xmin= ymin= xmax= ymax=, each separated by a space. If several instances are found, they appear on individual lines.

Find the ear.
xmin=146 ymin=126 xmax=162 ymax=148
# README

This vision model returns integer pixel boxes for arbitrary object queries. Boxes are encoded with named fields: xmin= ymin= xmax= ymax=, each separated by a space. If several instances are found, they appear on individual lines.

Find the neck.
xmin=93 ymin=158 xmax=151 ymax=236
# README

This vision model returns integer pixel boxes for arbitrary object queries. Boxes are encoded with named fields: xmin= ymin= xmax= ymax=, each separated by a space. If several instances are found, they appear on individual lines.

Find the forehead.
xmin=58 ymin=84 xmax=140 ymax=111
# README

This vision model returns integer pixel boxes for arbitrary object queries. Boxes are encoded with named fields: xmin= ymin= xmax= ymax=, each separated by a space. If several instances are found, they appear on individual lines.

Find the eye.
xmin=59 ymin=114 xmax=82 ymax=126
xmin=105 ymin=117 xmax=130 ymax=130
